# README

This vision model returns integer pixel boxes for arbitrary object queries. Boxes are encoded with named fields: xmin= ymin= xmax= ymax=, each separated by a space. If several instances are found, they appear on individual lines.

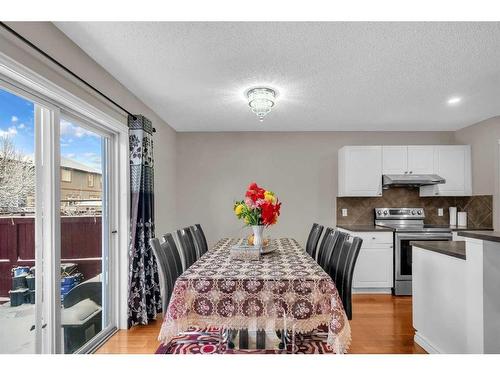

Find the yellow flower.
xmin=244 ymin=216 xmax=251 ymax=225
xmin=234 ymin=204 xmax=244 ymax=216
xmin=264 ymin=191 xmax=276 ymax=203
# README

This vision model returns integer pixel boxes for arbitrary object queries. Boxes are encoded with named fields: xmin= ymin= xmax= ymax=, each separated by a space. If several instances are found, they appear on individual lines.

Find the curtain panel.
xmin=128 ymin=115 xmax=161 ymax=327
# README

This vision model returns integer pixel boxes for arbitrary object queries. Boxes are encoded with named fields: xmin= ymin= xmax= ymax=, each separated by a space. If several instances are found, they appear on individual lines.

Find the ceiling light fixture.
xmin=447 ymin=96 xmax=462 ymax=105
xmin=246 ymin=87 xmax=277 ymax=122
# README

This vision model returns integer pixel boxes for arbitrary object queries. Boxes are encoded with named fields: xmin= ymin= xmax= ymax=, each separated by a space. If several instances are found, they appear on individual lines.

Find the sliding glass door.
xmin=0 ymin=87 xmax=39 ymax=353
xmin=58 ymin=116 xmax=113 ymax=353
xmin=0 ymin=75 xmax=120 ymax=354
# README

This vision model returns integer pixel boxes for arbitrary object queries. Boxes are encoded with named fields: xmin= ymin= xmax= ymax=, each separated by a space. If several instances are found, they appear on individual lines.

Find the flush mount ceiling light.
xmin=246 ymin=87 xmax=277 ymax=122
xmin=447 ymin=96 xmax=462 ymax=106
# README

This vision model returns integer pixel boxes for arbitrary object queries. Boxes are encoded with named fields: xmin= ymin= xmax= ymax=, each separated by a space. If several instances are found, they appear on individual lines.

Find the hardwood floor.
xmin=96 ymin=294 xmax=426 ymax=354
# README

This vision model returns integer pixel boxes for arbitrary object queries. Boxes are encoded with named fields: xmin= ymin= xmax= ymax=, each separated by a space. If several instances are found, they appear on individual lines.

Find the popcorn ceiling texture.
xmin=337 ymin=187 xmax=493 ymax=229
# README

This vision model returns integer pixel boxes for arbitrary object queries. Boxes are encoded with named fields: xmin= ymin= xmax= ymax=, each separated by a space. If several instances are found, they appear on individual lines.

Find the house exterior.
xmin=60 ymin=157 xmax=102 ymax=215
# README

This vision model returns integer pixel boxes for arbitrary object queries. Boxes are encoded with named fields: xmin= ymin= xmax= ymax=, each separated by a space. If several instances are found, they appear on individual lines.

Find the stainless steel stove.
xmin=375 ymin=208 xmax=452 ymax=295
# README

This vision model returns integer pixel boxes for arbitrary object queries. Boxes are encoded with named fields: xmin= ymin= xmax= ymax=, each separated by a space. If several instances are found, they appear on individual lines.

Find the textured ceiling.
xmin=55 ymin=22 xmax=500 ymax=132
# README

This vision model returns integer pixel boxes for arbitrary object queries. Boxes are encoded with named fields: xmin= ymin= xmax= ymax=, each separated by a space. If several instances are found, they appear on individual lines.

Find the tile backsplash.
xmin=336 ymin=187 xmax=493 ymax=228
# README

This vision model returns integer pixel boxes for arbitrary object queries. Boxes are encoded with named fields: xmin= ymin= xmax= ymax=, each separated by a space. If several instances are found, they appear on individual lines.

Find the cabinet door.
xmin=382 ymin=146 xmax=408 ymax=174
xmin=407 ymin=146 xmax=434 ymax=174
xmin=353 ymin=246 xmax=394 ymax=288
xmin=343 ymin=146 xmax=382 ymax=196
xmin=433 ymin=145 xmax=471 ymax=196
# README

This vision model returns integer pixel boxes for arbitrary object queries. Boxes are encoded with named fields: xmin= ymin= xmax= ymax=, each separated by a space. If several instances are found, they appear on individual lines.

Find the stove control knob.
xmin=377 ymin=210 xmax=382 ymax=216
xmin=383 ymin=210 xmax=388 ymax=216
xmin=417 ymin=210 xmax=422 ymax=215
xmin=411 ymin=210 xmax=416 ymax=215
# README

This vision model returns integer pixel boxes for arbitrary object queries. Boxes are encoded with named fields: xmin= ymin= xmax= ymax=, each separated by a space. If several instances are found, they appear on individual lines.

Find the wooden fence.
xmin=0 ymin=216 xmax=102 ymax=297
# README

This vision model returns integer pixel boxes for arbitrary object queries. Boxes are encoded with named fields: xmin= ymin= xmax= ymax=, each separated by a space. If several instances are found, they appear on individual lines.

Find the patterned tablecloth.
xmin=158 ymin=238 xmax=351 ymax=353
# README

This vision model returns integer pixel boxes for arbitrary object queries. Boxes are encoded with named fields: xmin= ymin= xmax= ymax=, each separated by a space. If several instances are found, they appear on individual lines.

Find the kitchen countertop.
xmin=449 ymin=226 xmax=493 ymax=232
xmin=336 ymin=224 xmax=394 ymax=232
xmin=336 ymin=224 xmax=492 ymax=233
xmin=411 ymin=240 xmax=466 ymax=260
xmin=456 ymin=231 xmax=500 ymax=243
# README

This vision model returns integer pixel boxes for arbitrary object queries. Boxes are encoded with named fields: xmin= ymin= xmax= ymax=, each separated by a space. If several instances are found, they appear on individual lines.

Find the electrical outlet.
xmin=342 ymin=208 xmax=348 ymax=217
xmin=438 ymin=208 xmax=444 ymax=217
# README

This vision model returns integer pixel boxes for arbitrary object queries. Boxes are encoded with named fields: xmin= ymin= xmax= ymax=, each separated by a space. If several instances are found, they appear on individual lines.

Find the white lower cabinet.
xmin=337 ymin=229 xmax=393 ymax=293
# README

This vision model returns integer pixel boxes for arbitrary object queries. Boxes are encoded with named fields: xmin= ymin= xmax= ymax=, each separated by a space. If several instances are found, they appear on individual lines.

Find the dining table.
xmin=158 ymin=237 xmax=351 ymax=353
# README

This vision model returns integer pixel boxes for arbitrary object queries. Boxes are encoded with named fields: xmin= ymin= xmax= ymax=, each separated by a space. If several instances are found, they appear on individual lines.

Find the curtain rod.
xmin=0 ymin=22 xmax=157 ymax=131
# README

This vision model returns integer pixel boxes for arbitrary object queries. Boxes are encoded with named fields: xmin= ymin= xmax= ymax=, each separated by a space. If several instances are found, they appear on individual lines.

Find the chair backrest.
xmin=177 ymin=227 xmax=198 ymax=269
xmin=316 ymin=227 xmax=333 ymax=263
xmin=325 ymin=231 xmax=348 ymax=276
xmin=162 ymin=233 xmax=184 ymax=274
xmin=190 ymin=224 xmax=209 ymax=257
xmin=335 ymin=236 xmax=363 ymax=320
xmin=305 ymin=223 xmax=324 ymax=259
xmin=150 ymin=237 xmax=173 ymax=313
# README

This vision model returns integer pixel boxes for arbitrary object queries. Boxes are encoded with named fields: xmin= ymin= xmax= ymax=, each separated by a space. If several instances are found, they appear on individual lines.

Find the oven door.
xmin=394 ymin=232 xmax=453 ymax=281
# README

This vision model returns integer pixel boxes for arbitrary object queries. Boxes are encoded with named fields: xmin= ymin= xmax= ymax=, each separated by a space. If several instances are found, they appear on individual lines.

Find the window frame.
xmin=61 ymin=168 xmax=72 ymax=182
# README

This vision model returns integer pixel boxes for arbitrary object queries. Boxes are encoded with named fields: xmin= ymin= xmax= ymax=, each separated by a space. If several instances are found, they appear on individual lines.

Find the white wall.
xmin=176 ymin=131 xmax=454 ymax=247
xmin=454 ymin=116 xmax=500 ymax=229
xmin=0 ymin=22 xmax=177 ymax=235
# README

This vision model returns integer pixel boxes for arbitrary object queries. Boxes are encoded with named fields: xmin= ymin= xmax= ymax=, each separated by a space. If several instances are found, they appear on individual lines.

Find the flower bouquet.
xmin=233 ymin=182 xmax=281 ymax=249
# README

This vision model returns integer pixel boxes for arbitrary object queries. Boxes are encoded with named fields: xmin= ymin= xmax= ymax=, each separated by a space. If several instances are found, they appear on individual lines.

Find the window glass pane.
xmin=59 ymin=118 xmax=107 ymax=353
xmin=0 ymin=87 xmax=37 ymax=353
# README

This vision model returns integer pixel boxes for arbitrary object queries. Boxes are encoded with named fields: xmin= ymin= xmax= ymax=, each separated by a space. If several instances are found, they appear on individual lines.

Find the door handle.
xmin=30 ymin=323 xmax=47 ymax=331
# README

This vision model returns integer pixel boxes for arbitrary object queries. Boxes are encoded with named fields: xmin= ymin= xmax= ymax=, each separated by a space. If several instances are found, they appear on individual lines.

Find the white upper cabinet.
xmin=382 ymin=146 xmax=435 ymax=175
xmin=407 ymin=146 xmax=435 ymax=174
xmin=339 ymin=145 xmax=471 ymax=197
xmin=420 ymin=145 xmax=472 ymax=196
xmin=338 ymin=146 xmax=382 ymax=197
xmin=382 ymin=146 xmax=408 ymax=174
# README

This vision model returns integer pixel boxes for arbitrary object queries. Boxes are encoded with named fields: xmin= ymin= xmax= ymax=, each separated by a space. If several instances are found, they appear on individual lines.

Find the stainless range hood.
xmin=382 ymin=174 xmax=446 ymax=188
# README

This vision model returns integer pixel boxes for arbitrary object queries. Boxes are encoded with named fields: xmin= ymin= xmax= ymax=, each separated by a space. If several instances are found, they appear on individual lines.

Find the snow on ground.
xmin=0 ymin=302 xmax=36 ymax=354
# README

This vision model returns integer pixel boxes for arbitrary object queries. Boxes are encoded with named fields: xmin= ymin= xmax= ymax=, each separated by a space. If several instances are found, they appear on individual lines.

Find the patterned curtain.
xmin=128 ymin=115 xmax=161 ymax=327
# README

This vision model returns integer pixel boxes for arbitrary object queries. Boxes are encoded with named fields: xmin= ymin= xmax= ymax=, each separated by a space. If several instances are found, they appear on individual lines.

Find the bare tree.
xmin=0 ymin=136 xmax=35 ymax=214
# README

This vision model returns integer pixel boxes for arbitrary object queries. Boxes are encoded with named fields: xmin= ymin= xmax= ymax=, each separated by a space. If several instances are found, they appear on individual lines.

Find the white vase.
xmin=252 ymin=225 xmax=265 ymax=248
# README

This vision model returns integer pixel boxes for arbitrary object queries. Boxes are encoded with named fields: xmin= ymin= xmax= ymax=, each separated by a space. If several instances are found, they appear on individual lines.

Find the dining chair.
xmin=324 ymin=231 xmax=348 ymax=275
xmin=150 ymin=237 xmax=179 ymax=313
xmin=332 ymin=236 xmax=363 ymax=320
xmin=305 ymin=223 xmax=324 ymax=259
xmin=315 ymin=227 xmax=333 ymax=264
xmin=176 ymin=227 xmax=198 ymax=269
xmin=190 ymin=224 xmax=209 ymax=258
xmin=162 ymin=233 xmax=184 ymax=274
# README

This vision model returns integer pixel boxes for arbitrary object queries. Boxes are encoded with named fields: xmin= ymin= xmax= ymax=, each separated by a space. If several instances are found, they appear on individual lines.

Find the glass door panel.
xmin=0 ymin=87 xmax=39 ymax=353
xmin=59 ymin=117 xmax=110 ymax=353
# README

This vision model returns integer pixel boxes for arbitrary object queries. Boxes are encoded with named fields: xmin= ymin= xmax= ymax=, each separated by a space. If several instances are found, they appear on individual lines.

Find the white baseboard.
xmin=352 ymin=288 xmax=392 ymax=294
xmin=414 ymin=332 xmax=441 ymax=354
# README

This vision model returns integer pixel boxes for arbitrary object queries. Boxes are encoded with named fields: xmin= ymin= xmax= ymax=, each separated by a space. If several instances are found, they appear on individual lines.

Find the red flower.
xmin=261 ymin=200 xmax=281 ymax=226
xmin=245 ymin=182 xmax=265 ymax=202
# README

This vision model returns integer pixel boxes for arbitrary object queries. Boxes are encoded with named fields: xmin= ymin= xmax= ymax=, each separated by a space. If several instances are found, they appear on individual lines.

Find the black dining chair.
xmin=318 ymin=229 xmax=347 ymax=272
xmin=323 ymin=231 xmax=348 ymax=275
xmin=162 ymin=233 xmax=184 ymax=275
xmin=176 ymin=227 xmax=198 ymax=269
xmin=315 ymin=227 xmax=333 ymax=264
xmin=190 ymin=224 xmax=209 ymax=258
xmin=330 ymin=235 xmax=363 ymax=320
xmin=317 ymin=229 xmax=337 ymax=270
xmin=150 ymin=237 xmax=181 ymax=313
xmin=305 ymin=223 xmax=324 ymax=259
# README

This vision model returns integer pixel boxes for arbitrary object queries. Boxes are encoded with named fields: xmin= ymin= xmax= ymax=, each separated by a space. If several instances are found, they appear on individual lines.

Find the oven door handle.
xmin=395 ymin=232 xmax=453 ymax=241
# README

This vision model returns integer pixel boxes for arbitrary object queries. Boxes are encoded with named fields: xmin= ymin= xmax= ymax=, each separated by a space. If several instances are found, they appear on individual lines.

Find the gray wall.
xmin=455 ymin=116 xmax=500 ymax=229
xmin=176 ymin=131 xmax=455 ymax=247
xmin=0 ymin=22 xmax=178 ymax=236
